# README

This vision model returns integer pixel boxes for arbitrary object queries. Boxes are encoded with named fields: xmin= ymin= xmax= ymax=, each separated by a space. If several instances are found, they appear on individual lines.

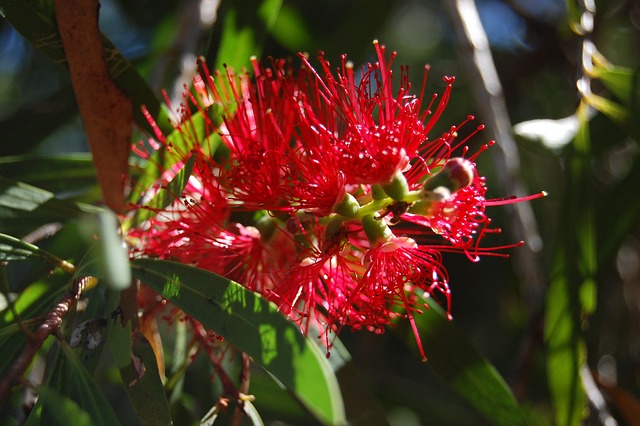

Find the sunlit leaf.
xmin=130 ymin=258 xmax=346 ymax=425
xmin=207 ymin=0 xmax=284 ymax=71
xmin=544 ymin=102 xmax=594 ymax=426
xmin=591 ymin=63 xmax=640 ymax=111
xmin=584 ymin=94 xmax=631 ymax=126
xmin=397 ymin=297 xmax=527 ymax=426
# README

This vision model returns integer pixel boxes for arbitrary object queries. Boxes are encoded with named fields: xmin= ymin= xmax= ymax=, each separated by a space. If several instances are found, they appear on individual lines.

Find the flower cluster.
xmin=128 ymin=41 xmax=543 ymax=360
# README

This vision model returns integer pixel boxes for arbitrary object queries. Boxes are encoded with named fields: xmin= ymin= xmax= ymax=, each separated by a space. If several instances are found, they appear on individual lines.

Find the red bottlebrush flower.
xmin=348 ymin=237 xmax=451 ymax=361
xmin=129 ymin=40 xmax=546 ymax=362
xmin=296 ymin=41 xmax=454 ymax=186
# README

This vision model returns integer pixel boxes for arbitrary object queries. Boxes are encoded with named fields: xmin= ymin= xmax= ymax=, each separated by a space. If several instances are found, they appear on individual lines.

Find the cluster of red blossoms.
xmin=128 ymin=41 xmax=543 ymax=361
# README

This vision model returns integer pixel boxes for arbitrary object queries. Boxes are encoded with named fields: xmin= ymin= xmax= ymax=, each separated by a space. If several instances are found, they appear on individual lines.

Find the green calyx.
xmin=362 ymin=214 xmax=392 ymax=245
xmin=332 ymin=192 xmax=360 ymax=218
xmin=381 ymin=171 xmax=409 ymax=201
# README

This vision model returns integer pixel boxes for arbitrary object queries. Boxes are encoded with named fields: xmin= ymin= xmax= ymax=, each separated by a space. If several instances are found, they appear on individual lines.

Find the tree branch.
xmin=0 ymin=276 xmax=89 ymax=405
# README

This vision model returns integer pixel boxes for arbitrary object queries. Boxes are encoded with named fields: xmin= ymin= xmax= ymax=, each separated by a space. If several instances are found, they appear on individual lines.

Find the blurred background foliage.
xmin=1 ymin=0 xmax=640 ymax=425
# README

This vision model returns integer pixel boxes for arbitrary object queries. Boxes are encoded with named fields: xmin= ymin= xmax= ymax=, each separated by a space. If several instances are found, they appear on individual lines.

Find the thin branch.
xmin=0 ymin=276 xmax=89 ymax=405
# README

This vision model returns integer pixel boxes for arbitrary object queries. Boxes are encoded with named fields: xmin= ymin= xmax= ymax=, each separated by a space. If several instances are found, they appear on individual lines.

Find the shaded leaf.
xmin=0 ymin=0 xmax=170 ymax=135
xmin=34 ymin=385 xmax=93 ymax=426
xmin=44 ymin=343 xmax=122 ymax=426
xmin=119 ymin=333 xmax=172 ymax=426
xmin=76 ymin=209 xmax=131 ymax=290
xmin=130 ymin=258 xmax=345 ymax=426
xmin=0 ymin=176 xmax=100 ymax=237
xmin=0 ymin=275 xmax=68 ymax=377
xmin=0 ymin=154 xmax=96 ymax=196
xmin=132 ymin=153 xmax=196 ymax=226
xmin=596 ymin=150 xmax=640 ymax=267
xmin=398 ymin=297 xmax=527 ymax=426
xmin=0 ymin=232 xmax=71 ymax=270
xmin=0 ymin=88 xmax=78 ymax=156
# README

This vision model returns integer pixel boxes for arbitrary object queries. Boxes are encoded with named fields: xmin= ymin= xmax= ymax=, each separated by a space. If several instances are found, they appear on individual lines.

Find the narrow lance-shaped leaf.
xmin=0 ymin=176 xmax=102 ymax=237
xmin=545 ymin=101 xmax=595 ymax=426
xmin=130 ymin=258 xmax=346 ymax=426
xmin=0 ymin=232 xmax=73 ymax=272
xmin=118 ymin=333 xmax=172 ymax=425
xmin=38 ymin=343 xmax=122 ymax=426
xmin=396 ymin=297 xmax=527 ymax=426
xmin=0 ymin=154 xmax=96 ymax=196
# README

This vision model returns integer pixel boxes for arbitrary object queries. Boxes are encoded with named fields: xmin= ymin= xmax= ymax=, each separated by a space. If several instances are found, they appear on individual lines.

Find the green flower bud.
xmin=422 ymin=158 xmax=475 ymax=200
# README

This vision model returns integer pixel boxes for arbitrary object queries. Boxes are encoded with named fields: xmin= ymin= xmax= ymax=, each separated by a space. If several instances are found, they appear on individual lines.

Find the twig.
xmin=0 ymin=276 xmax=89 ymax=405
xmin=442 ymin=0 xmax=546 ymax=306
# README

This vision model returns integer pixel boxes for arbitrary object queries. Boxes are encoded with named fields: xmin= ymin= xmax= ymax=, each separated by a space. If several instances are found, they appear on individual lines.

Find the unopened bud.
xmin=422 ymin=158 xmax=475 ymax=200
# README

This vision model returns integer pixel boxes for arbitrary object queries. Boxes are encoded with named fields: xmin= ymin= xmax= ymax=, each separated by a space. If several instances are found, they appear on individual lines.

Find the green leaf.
xmin=0 ymin=154 xmax=96 ymax=196
xmin=132 ymin=154 xmax=196 ymax=226
xmin=0 ymin=88 xmax=78 ymax=156
xmin=0 ymin=232 xmax=70 ymax=267
xmin=584 ymin=93 xmax=632 ymax=126
xmin=398 ymin=297 xmax=527 ymax=426
xmin=596 ymin=151 xmax=640 ymax=267
xmin=0 ymin=0 xmax=171 ymax=135
xmin=207 ymin=0 xmax=284 ymax=71
xmin=315 ymin=336 xmax=388 ymax=426
xmin=76 ymin=210 xmax=131 ymax=290
xmin=34 ymin=386 xmax=93 ymax=426
xmin=44 ymin=343 xmax=122 ymax=426
xmin=0 ymin=176 xmax=101 ymax=237
xmin=130 ymin=258 xmax=346 ymax=425
xmin=544 ymin=101 xmax=594 ymax=426
xmin=590 ymin=63 xmax=640 ymax=111
xmin=0 ymin=274 xmax=68 ymax=377
xmin=119 ymin=334 xmax=172 ymax=426
xmin=128 ymin=111 xmax=219 ymax=209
